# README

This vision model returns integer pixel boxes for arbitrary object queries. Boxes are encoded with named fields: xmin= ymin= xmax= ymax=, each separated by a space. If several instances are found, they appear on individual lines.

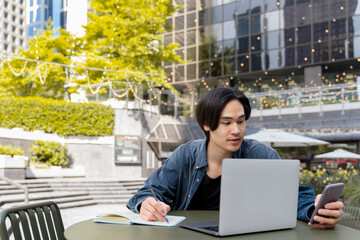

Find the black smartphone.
xmin=310 ymin=183 xmax=344 ymax=224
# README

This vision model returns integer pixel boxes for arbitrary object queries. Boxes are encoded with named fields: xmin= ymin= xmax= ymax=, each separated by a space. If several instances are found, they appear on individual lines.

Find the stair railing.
xmin=0 ymin=176 xmax=29 ymax=205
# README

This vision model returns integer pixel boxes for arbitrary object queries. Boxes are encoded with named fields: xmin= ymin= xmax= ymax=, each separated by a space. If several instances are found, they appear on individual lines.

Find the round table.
xmin=64 ymin=211 xmax=360 ymax=240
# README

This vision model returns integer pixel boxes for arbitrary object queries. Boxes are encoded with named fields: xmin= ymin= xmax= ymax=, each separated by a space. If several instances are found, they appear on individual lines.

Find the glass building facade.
xmin=164 ymin=0 xmax=360 ymax=96
xmin=27 ymin=0 xmax=66 ymax=38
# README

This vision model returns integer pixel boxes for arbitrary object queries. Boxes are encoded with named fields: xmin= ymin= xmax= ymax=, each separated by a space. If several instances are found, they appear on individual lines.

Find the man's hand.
xmin=139 ymin=197 xmax=170 ymax=222
xmin=308 ymin=194 xmax=344 ymax=229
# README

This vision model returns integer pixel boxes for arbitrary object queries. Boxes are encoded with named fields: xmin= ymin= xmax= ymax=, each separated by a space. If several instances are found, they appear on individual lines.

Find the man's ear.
xmin=203 ymin=124 xmax=210 ymax=132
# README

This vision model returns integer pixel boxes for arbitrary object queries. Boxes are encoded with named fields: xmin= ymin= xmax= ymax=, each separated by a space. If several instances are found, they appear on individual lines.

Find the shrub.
xmin=299 ymin=165 xmax=360 ymax=206
xmin=0 ymin=144 xmax=24 ymax=156
xmin=29 ymin=140 xmax=69 ymax=167
xmin=0 ymin=96 xmax=114 ymax=136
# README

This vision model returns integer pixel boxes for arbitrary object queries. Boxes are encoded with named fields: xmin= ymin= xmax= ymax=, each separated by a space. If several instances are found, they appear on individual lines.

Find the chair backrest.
xmin=0 ymin=201 xmax=65 ymax=240
xmin=339 ymin=206 xmax=360 ymax=230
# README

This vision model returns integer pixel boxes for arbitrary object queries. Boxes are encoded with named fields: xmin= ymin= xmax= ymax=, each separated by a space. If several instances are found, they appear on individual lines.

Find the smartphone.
xmin=309 ymin=183 xmax=344 ymax=224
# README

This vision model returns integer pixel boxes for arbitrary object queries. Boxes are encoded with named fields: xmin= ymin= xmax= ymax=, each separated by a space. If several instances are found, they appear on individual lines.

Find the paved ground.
xmin=61 ymin=204 xmax=130 ymax=229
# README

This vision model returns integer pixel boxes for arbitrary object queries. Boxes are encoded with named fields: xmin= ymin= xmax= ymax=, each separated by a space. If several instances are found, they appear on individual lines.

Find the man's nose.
xmin=231 ymin=123 xmax=241 ymax=134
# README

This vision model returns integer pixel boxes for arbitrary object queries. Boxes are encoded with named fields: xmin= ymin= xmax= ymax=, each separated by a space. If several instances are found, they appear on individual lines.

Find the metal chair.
xmin=0 ymin=201 xmax=65 ymax=240
xmin=339 ymin=206 xmax=360 ymax=230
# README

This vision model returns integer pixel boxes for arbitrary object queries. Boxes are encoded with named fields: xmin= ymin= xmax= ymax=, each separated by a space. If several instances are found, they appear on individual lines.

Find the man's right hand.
xmin=139 ymin=197 xmax=170 ymax=222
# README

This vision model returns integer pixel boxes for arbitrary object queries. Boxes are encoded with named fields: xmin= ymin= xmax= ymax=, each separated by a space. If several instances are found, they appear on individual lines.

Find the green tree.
xmin=81 ymin=0 xmax=181 ymax=92
xmin=0 ymin=22 xmax=82 ymax=99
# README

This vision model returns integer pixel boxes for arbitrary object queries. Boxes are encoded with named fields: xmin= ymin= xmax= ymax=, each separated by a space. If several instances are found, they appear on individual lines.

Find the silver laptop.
xmin=181 ymin=158 xmax=300 ymax=236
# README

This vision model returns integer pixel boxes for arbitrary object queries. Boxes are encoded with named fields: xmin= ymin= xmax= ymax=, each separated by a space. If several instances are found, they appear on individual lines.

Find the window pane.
xmin=352 ymin=36 xmax=360 ymax=57
xmin=212 ymin=6 xmax=222 ymax=24
xmin=212 ymin=23 xmax=222 ymax=41
xmin=331 ymin=39 xmax=346 ymax=60
xmin=176 ymin=49 xmax=184 ymax=60
xmin=175 ymin=16 xmax=184 ymax=30
xmin=263 ymin=30 xmax=284 ymax=50
xmin=199 ymin=44 xmax=210 ymax=60
xmin=187 ymin=29 xmax=196 ymax=45
xmin=175 ymin=65 xmax=184 ymax=82
xmin=164 ymin=34 xmax=172 ymax=45
xmin=313 ymin=0 xmax=328 ymax=23
xmin=187 ymin=13 xmax=196 ymax=28
xmin=297 ymin=25 xmax=311 ymax=44
xmin=175 ymin=31 xmax=184 ymax=47
xmin=251 ymin=0 xmax=263 ymax=14
xmin=210 ymin=59 xmax=222 ymax=76
xmin=296 ymin=3 xmax=311 ymax=25
xmin=264 ymin=10 xmax=283 ymax=32
xmin=223 ymin=20 xmax=236 ymax=40
xmin=313 ymin=22 xmax=329 ymax=42
xmin=236 ymin=0 xmax=249 ymax=17
xmin=313 ymin=42 xmax=329 ymax=63
xmin=199 ymin=61 xmax=210 ymax=77
xmin=251 ymin=52 xmax=263 ymax=71
xmin=267 ymin=48 xmax=285 ymax=70
xmin=187 ymin=63 xmax=196 ymax=80
xmin=330 ymin=18 xmax=346 ymax=40
xmin=284 ymin=6 xmax=295 ymax=28
xmin=237 ymin=17 xmax=249 ymax=37
xmin=187 ymin=0 xmax=196 ymax=11
xmin=350 ymin=16 xmax=360 ymax=36
xmin=237 ymin=54 xmax=249 ymax=72
xmin=329 ymin=0 xmax=346 ymax=20
xmin=199 ymin=9 xmax=211 ymax=26
xmin=223 ymin=3 xmax=236 ymax=22
xmin=251 ymin=34 xmax=261 ymax=51
xmin=237 ymin=36 xmax=248 ymax=54
xmin=211 ymin=41 xmax=222 ymax=58
xmin=187 ymin=47 xmax=196 ymax=61
xmin=223 ymin=39 xmax=235 ymax=56
xmin=297 ymin=44 xmax=311 ymax=65
xmin=224 ymin=56 xmax=236 ymax=75
xmin=285 ymin=47 xmax=295 ymax=66
xmin=165 ymin=18 xmax=172 ymax=32
xmin=251 ymin=15 xmax=261 ymax=34
xmin=285 ymin=28 xmax=295 ymax=46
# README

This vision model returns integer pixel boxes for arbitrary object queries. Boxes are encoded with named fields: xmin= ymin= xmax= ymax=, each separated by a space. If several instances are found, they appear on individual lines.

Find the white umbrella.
xmin=315 ymin=149 xmax=360 ymax=159
xmin=245 ymin=129 xmax=329 ymax=147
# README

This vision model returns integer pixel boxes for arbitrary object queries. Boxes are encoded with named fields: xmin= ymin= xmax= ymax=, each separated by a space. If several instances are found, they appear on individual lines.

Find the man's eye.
xmin=238 ymin=121 xmax=244 ymax=124
xmin=222 ymin=122 xmax=230 ymax=125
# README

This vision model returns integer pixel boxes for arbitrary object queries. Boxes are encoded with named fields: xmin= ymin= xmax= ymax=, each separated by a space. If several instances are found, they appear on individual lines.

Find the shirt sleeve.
xmin=297 ymin=185 xmax=316 ymax=221
xmin=126 ymin=144 xmax=185 ymax=213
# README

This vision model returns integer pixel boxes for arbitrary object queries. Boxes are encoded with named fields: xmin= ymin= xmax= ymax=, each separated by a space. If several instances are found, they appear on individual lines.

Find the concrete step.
xmin=90 ymin=194 xmax=133 ymax=200
xmin=95 ymin=199 xmax=130 ymax=204
xmin=0 ymin=188 xmax=54 ymax=195
xmin=58 ymin=200 xmax=98 ymax=209
xmin=1 ymin=192 xmax=90 ymax=203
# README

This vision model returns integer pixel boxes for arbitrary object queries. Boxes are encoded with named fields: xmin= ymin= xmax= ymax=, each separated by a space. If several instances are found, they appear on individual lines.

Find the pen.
xmin=150 ymin=188 xmax=169 ymax=223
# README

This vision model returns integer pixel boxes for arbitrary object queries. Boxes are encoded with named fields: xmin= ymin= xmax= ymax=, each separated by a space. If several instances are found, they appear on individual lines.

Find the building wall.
xmin=1 ymin=0 xmax=27 ymax=54
xmin=163 ymin=0 xmax=360 ymax=95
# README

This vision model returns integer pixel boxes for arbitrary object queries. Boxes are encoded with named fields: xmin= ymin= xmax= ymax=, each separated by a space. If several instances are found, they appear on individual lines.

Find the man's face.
xmin=204 ymin=99 xmax=246 ymax=156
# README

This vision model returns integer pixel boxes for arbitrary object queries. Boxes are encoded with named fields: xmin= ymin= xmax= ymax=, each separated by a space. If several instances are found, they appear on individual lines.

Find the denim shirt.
xmin=126 ymin=138 xmax=315 ymax=221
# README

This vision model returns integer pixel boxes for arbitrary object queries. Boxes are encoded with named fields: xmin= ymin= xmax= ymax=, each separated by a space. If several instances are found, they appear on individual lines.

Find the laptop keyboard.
xmin=199 ymin=225 xmax=219 ymax=232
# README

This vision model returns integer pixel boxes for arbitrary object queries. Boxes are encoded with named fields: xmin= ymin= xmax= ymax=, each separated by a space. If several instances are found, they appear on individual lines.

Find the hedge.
xmin=0 ymin=97 xmax=114 ymax=136
xmin=0 ymin=144 xmax=24 ymax=156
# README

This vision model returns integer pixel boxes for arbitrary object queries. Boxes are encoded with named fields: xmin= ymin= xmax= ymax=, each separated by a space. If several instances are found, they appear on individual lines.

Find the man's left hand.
xmin=308 ymin=194 xmax=344 ymax=229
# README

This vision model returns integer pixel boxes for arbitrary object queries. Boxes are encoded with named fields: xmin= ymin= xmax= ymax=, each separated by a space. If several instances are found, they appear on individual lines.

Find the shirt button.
xmin=196 ymin=179 xmax=199 ymax=182
xmin=188 ymin=194 xmax=191 ymax=198
xmin=196 ymin=166 xmax=199 ymax=169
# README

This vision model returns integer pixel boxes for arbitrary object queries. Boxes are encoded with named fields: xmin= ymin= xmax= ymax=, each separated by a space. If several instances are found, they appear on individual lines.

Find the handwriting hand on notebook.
xmin=140 ymin=193 xmax=170 ymax=222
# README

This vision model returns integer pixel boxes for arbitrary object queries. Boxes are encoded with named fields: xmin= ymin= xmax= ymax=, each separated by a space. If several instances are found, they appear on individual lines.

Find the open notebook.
xmin=93 ymin=211 xmax=186 ymax=227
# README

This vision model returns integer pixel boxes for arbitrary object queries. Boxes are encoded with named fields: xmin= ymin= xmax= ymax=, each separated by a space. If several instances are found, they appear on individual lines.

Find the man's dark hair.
xmin=195 ymin=88 xmax=251 ymax=140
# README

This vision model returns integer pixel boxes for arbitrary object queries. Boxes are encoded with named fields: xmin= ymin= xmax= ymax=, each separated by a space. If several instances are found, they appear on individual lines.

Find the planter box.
xmin=0 ymin=155 xmax=26 ymax=179
xmin=25 ymin=165 xmax=86 ymax=179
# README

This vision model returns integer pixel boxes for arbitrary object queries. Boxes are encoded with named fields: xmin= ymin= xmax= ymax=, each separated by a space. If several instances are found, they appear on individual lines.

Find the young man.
xmin=127 ymin=88 xmax=343 ymax=229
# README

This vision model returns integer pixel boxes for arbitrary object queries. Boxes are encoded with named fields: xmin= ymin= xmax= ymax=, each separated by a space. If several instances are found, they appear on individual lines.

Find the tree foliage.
xmin=0 ymin=22 xmax=83 ymax=99
xmin=0 ymin=0 xmax=181 ymax=99
xmin=81 ymin=0 xmax=180 ymax=90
